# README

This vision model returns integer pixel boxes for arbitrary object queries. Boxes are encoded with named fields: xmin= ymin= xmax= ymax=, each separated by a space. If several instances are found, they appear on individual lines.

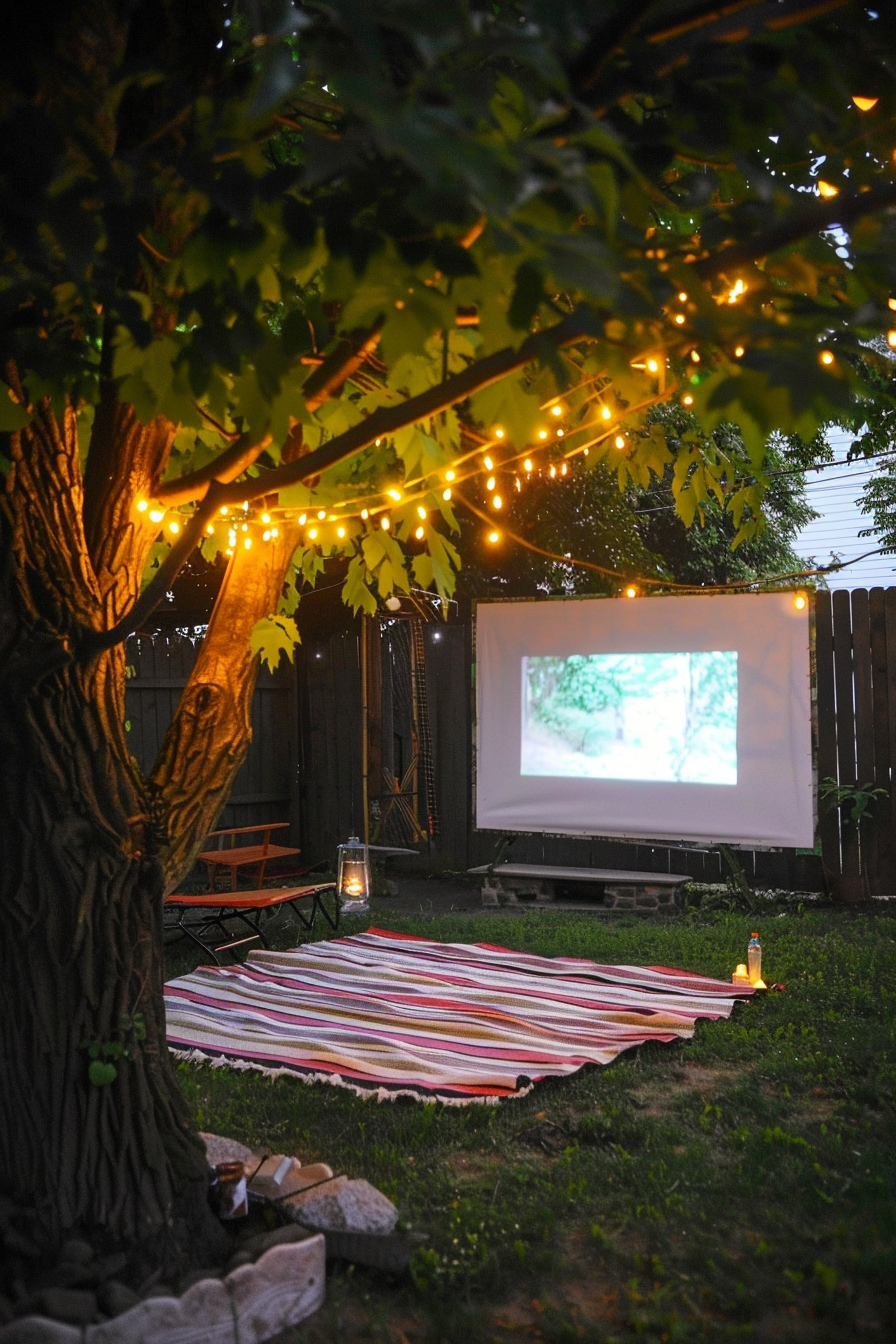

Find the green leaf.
xmin=250 ymin=614 xmax=301 ymax=671
xmin=88 ymin=1061 xmax=117 ymax=1087
xmin=343 ymin=555 xmax=378 ymax=616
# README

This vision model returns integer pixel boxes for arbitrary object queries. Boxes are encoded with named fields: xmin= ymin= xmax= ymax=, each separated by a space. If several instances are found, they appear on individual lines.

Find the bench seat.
xmin=165 ymin=884 xmax=337 ymax=963
xmin=467 ymin=863 xmax=689 ymax=911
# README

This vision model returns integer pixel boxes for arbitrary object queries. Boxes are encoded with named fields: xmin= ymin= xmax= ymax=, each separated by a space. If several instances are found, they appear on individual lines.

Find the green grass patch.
xmin=168 ymin=902 xmax=896 ymax=1342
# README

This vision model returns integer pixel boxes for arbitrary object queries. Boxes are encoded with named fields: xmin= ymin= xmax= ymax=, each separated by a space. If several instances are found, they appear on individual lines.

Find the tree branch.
xmin=693 ymin=181 xmax=896 ymax=280
xmin=303 ymin=320 xmax=385 ymax=412
xmin=155 ymin=432 xmax=272 ymax=505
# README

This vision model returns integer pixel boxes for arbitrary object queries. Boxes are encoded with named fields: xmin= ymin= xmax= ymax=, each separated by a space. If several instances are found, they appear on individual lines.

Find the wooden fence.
xmin=125 ymin=589 xmax=896 ymax=898
xmin=815 ymin=588 xmax=896 ymax=900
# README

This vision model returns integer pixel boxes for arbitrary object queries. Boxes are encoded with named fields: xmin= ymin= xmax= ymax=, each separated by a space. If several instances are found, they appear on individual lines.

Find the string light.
xmin=561 ymin=463 xmax=568 ymax=476
xmin=674 ymin=314 xmax=686 ymax=325
xmin=820 ymin=350 xmax=835 ymax=365
xmin=361 ymin=509 xmax=369 ymax=520
xmin=690 ymin=350 xmax=701 ymax=363
xmin=556 ymin=429 xmax=564 ymax=438
xmin=263 ymin=529 xmax=271 ymax=541
xmin=136 ymin=499 xmax=148 ymax=513
xmin=887 ymin=331 xmax=896 ymax=349
xmin=538 ymin=430 xmax=548 ymax=440
xmin=486 ymin=476 xmax=496 ymax=490
xmin=551 ymin=405 xmax=563 ymax=417
xmin=515 ymin=477 xmax=521 ymax=490
xmin=852 ymin=95 xmax=879 ymax=111
xmin=271 ymin=527 xmax=279 ymax=538
xmin=600 ymin=405 xmax=612 ymax=420
xmin=415 ymin=525 xmax=424 ymax=540
xmin=446 ymin=470 xmax=456 ymax=481
xmin=647 ymin=358 xmax=660 ymax=373
xmin=317 ymin=509 xmax=326 ymax=520
xmin=298 ymin=513 xmax=307 ymax=525
xmin=337 ymin=526 xmax=346 ymax=539
xmin=888 ymin=298 xmax=896 ymax=311
xmin=614 ymin=435 xmax=626 ymax=449
xmin=244 ymin=537 xmax=252 ymax=550
xmin=205 ymin=524 xmax=214 ymax=535
xmin=549 ymin=465 xmax=557 ymax=478
xmin=387 ymin=489 xmax=402 ymax=501
xmin=261 ymin=513 xmax=271 ymax=524
xmin=483 ymin=456 xmax=493 ymax=470
xmin=443 ymin=488 xmax=452 ymax=501
xmin=734 ymin=345 xmax=745 ymax=358
xmin=492 ymin=495 xmax=502 ymax=509
xmin=523 ymin=458 xmax=533 ymax=472
xmin=794 ymin=592 xmax=807 ymax=610
xmin=220 ymin=506 xmax=229 ymax=516
xmin=624 ymin=585 xmax=638 ymax=598
xmin=682 ymin=394 xmax=694 ymax=406
xmin=241 ymin=523 xmax=248 ymax=532
xmin=817 ymin=180 xmax=839 ymax=199
xmin=381 ymin=516 xmax=391 ymax=530
xmin=726 ymin=279 xmax=746 ymax=304
xmin=417 ymin=506 xmax=427 ymax=519
xmin=487 ymin=530 xmax=500 ymax=544
xmin=168 ymin=521 xmax=180 ymax=535
xmin=308 ymin=527 xmax=318 ymax=540
xmin=149 ymin=509 xmax=164 ymax=524
xmin=678 ymin=291 xmax=688 ymax=302
xmin=494 ymin=428 xmax=505 ymax=439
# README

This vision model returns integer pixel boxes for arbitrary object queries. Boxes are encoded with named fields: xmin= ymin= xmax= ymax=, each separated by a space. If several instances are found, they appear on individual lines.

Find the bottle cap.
xmin=751 ymin=931 xmax=758 ymax=937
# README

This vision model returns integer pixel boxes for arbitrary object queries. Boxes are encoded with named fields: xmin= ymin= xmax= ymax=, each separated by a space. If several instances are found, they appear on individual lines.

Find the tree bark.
xmin=0 ymin=396 xmax=221 ymax=1265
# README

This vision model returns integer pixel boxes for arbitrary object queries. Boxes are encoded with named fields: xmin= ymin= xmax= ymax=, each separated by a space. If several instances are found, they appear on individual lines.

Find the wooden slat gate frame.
xmin=815 ymin=588 xmax=896 ymax=900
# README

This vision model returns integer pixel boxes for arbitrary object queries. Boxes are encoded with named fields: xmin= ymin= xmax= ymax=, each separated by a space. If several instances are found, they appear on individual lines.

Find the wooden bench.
xmin=197 ymin=822 xmax=302 ymax=892
xmin=467 ymin=863 xmax=690 ymax=912
xmin=164 ymin=884 xmax=338 ymax=964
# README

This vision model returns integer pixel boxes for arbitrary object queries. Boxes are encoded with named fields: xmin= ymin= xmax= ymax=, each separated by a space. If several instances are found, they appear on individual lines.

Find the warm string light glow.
xmin=817 ymin=180 xmax=839 ymax=199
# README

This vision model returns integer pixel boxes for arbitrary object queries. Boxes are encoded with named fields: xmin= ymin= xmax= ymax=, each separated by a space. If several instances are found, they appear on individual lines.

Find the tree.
xmin=3 ymin=0 xmax=896 ymax=1267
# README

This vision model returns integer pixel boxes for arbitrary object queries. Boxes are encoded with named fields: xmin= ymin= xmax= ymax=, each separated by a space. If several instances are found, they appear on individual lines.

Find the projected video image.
xmin=521 ymin=651 xmax=738 ymax=785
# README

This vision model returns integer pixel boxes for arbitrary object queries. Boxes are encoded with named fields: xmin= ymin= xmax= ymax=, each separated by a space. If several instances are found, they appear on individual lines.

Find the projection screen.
xmin=474 ymin=592 xmax=815 ymax=847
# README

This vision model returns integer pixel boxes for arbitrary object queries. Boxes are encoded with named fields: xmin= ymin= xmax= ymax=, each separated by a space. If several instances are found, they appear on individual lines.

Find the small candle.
xmin=732 ymin=963 xmax=750 ymax=985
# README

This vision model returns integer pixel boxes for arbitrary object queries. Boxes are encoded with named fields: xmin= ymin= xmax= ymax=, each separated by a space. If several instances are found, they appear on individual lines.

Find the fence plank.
xmin=832 ymin=590 xmax=863 ymax=898
xmin=885 ymin=589 xmax=896 ymax=895
xmin=867 ymin=589 xmax=893 ymax=894
xmin=814 ymin=592 xmax=840 ymax=893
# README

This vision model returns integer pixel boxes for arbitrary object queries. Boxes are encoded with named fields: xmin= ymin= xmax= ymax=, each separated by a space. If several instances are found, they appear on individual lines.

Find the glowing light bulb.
xmin=271 ymin=527 xmax=278 ymax=538
xmin=601 ymin=405 xmax=612 ymax=420
xmin=261 ymin=513 xmax=271 ymax=524
xmin=415 ymin=525 xmax=424 ymax=540
xmin=556 ymin=428 xmax=564 ymax=438
xmin=674 ymin=314 xmax=686 ymax=325
xmin=443 ymin=488 xmax=452 ymax=501
xmin=852 ymin=95 xmax=879 ymax=111
xmin=446 ymin=470 xmax=456 ymax=482
xmin=515 ymin=477 xmax=521 ymax=490
xmin=614 ymin=435 xmax=626 ymax=449
xmin=149 ymin=509 xmax=164 ymax=524
xmin=820 ymin=350 xmax=835 ymax=365
xmin=417 ymin=506 xmax=427 ymax=520
xmin=494 ymin=428 xmax=505 ymax=439
xmin=387 ymin=489 xmax=402 ymax=501
xmin=734 ymin=345 xmax=745 ymax=358
xmin=317 ymin=509 xmax=326 ymax=520
xmin=381 ymin=515 xmax=390 ymax=530
xmin=487 ymin=530 xmax=500 ymax=544
xmin=486 ymin=475 xmax=496 ymax=490
xmin=220 ymin=506 xmax=229 ymax=516
xmin=524 ymin=458 xmax=533 ymax=472
xmin=308 ymin=527 xmax=318 ymax=540
xmin=538 ymin=430 xmax=548 ymax=440
xmin=690 ymin=350 xmax=701 ymax=363
xmin=624 ymin=586 xmax=638 ymax=598
xmin=551 ymin=405 xmax=563 ymax=417
xmin=561 ymin=463 xmax=568 ymax=476
xmin=136 ymin=499 xmax=148 ymax=513
xmin=794 ymin=593 xmax=807 ymax=610
xmin=682 ymin=394 xmax=694 ymax=406
xmin=168 ymin=521 xmax=180 ymax=534
xmin=375 ymin=438 xmax=382 ymax=446
xmin=678 ymin=291 xmax=688 ymax=302
xmin=206 ymin=524 xmax=214 ymax=536
xmin=817 ymin=180 xmax=839 ymax=199
xmin=241 ymin=523 xmax=248 ymax=532
xmin=492 ymin=494 xmax=502 ymax=509
xmin=647 ymin=358 xmax=659 ymax=373
xmin=262 ymin=529 xmax=271 ymax=541
xmin=549 ymin=465 xmax=556 ymax=479
xmin=483 ymin=456 xmax=493 ymax=470
xmin=337 ymin=526 xmax=346 ymax=539
xmin=244 ymin=536 xmax=252 ymax=549
xmin=228 ymin=531 xmax=237 ymax=547
xmin=889 ymin=298 xmax=896 ymax=311
xmin=888 ymin=331 xmax=896 ymax=349
xmin=297 ymin=513 xmax=306 ymax=525
xmin=361 ymin=509 xmax=369 ymax=520
xmin=726 ymin=279 xmax=746 ymax=304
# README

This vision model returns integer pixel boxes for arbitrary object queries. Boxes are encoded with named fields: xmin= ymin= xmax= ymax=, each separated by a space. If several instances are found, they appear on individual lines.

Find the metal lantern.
xmin=336 ymin=836 xmax=371 ymax=914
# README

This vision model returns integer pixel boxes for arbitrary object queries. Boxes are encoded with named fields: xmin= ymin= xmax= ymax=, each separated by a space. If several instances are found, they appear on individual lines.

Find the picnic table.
xmin=197 ymin=821 xmax=301 ymax=892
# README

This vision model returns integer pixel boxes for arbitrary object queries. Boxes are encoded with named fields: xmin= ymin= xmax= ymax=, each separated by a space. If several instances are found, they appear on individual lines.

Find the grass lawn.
xmin=167 ymin=896 xmax=896 ymax=1342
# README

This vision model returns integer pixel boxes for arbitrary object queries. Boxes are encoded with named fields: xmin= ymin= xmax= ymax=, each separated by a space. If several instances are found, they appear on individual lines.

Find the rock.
xmin=237 ymin=1225 xmax=315 ymax=1261
xmin=284 ymin=1178 xmax=398 ymax=1235
xmin=0 ymin=1318 xmax=80 ymax=1343
xmin=36 ymin=1290 xmax=97 ymax=1326
xmin=96 ymin=1283 xmax=141 ymax=1319
xmin=200 ymin=1133 xmax=256 ymax=1171
xmin=57 ymin=1242 xmax=94 ymax=1267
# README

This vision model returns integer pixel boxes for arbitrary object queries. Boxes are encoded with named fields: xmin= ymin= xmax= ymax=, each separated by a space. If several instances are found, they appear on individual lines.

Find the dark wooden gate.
xmin=815 ymin=588 xmax=896 ymax=900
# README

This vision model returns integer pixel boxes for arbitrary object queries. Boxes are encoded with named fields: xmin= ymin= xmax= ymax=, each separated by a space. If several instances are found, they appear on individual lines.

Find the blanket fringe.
xmin=169 ymin=1047 xmax=526 ymax=1106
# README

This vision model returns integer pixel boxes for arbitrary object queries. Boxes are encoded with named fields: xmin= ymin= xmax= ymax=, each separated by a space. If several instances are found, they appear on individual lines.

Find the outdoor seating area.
xmin=164 ymin=884 xmax=338 ymax=965
xmin=197 ymin=821 xmax=303 ymax=891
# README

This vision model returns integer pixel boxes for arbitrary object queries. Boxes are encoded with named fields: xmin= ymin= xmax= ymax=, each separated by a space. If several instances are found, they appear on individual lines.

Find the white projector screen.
xmin=475 ymin=593 xmax=815 ymax=847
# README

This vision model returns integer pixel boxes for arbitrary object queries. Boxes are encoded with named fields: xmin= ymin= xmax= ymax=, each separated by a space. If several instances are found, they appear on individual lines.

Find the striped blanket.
xmin=165 ymin=928 xmax=753 ymax=1102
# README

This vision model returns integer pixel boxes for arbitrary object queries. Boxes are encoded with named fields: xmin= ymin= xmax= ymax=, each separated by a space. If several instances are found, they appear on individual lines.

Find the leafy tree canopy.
xmin=3 ymin=0 xmax=896 ymax=650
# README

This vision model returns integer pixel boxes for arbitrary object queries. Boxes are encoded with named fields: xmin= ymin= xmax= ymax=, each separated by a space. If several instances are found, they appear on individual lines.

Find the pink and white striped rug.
xmin=165 ymin=929 xmax=754 ymax=1103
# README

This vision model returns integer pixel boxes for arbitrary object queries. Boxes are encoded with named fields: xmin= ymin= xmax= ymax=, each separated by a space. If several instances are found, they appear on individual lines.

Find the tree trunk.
xmin=0 ymin=392 xmax=222 ymax=1265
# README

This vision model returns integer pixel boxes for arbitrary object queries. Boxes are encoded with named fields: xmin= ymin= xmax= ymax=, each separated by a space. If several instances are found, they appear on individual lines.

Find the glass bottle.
xmin=747 ymin=931 xmax=762 ymax=986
